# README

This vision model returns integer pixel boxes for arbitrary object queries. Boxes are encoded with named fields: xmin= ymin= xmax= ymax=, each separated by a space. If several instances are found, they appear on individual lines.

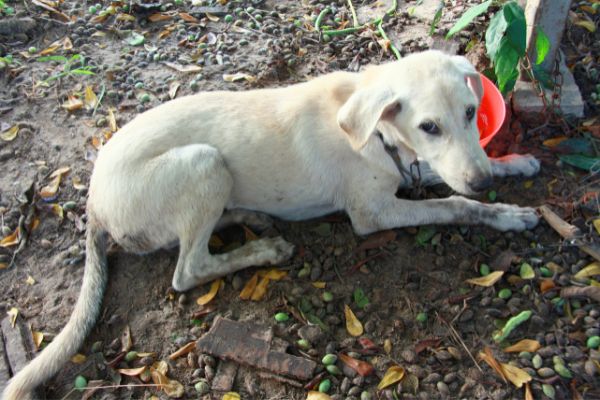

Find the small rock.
xmin=401 ymin=349 xmax=417 ymax=363
xmin=298 ymin=325 xmax=324 ymax=344
xmin=436 ymin=381 xmax=449 ymax=396
xmin=532 ymin=354 xmax=543 ymax=369
xmin=537 ymin=367 xmax=555 ymax=378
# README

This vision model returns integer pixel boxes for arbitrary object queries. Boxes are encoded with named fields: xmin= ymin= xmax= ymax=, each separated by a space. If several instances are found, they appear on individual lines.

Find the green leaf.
xmin=503 ymin=3 xmax=526 ymax=56
xmin=535 ymin=27 xmax=550 ymax=65
xmin=69 ymin=69 xmax=95 ymax=76
xmin=494 ymin=37 xmax=520 ymax=93
xmin=37 ymin=55 xmax=68 ymax=63
xmin=353 ymin=288 xmax=370 ymax=309
xmin=429 ymin=1 xmax=444 ymax=36
xmin=446 ymin=0 xmax=492 ymax=39
xmin=127 ymin=32 xmax=145 ymax=46
xmin=532 ymin=64 xmax=554 ymax=89
xmin=558 ymin=154 xmax=600 ymax=171
xmin=415 ymin=225 xmax=437 ymax=245
xmin=485 ymin=10 xmax=508 ymax=61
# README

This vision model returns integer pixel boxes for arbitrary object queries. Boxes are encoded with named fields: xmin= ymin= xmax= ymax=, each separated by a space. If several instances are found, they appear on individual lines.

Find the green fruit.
xmin=74 ymin=375 xmax=87 ymax=391
xmin=297 ymin=339 xmax=311 ymax=349
xmin=174 ymin=0 xmax=183 ymax=5
xmin=88 ymin=5 xmax=97 ymax=14
xmin=322 ymin=34 xmax=331 ymax=42
xmin=498 ymin=288 xmax=512 ymax=299
xmin=28 ymin=46 xmax=37 ymax=54
xmin=539 ymin=266 xmax=552 ymax=277
xmin=321 ymin=354 xmax=337 ymax=365
xmin=479 ymin=263 xmax=490 ymax=276
xmin=416 ymin=312 xmax=427 ymax=323
xmin=322 ymin=291 xmax=334 ymax=302
xmin=224 ymin=14 xmax=234 ymax=23
xmin=318 ymin=378 xmax=331 ymax=393
xmin=139 ymin=93 xmax=150 ymax=103
xmin=488 ymin=190 xmax=497 ymax=201
xmin=3 ymin=6 xmax=15 ymax=15
xmin=542 ymin=384 xmax=555 ymax=399
xmin=274 ymin=312 xmax=289 ymax=322
xmin=554 ymin=363 xmax=572 ymax=379
xmin=194 ymin=380 xmax=209 ymax=394
xmin=246 ymin=6 xmax=255 ymax=13
xmin=587 ymin=336 xmax=600 ymax=349
xmin=125 ymin=351 xmax=138 ymax=362
xmin=326 ymin=365 xmax=341 ymax=375
xmin=134 ymin=82 xmax=144 ymax=89
xmin=519 ymin=263 xmax=535 ymax=279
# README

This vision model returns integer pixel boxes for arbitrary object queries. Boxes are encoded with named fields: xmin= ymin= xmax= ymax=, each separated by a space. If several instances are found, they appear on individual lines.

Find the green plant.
xmin=447 ymin=1 xmax=550 ymax=94
xmin=37 ymin=54 xmax=95 ymax=84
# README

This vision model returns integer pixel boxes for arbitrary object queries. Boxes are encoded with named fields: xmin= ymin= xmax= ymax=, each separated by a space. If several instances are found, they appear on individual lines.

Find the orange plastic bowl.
xmin=477 ymin=73 xmax=506 ymax=148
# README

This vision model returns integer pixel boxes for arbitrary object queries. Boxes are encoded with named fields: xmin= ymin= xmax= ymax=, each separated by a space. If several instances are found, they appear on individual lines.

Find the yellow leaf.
xmin=39 ymin=45 xmax=60 ymax=55
xmin=116 ymin=12 xmax=136 ymax=21
xmin=118 ymin=366 xmax=147 ymax=376
xmin=25 ymin=275 xmax=35 ymax=285
xmin=377 ymin=365 xmax=405 ymax=390
xmin=465 ymin=271 xmax=504 ymax=287
xmin=223 ymin=72 xmax=257 ymax=83
xmin=107 ymin=108 xmax=118 ymax=132
xmin=258 ymin=268 xmax=287 ymax=280
xmin=0 ymin=228 xmax=20 ymax=247
xmin=250 ymin=276 xmax=270 ymax=301
xmin=50 ymin=166 xmax=70 ymax=178
xmin=306 ymin=392 xmax=332 ymax=400
xmin=0 ymin=263 xmax=7 ymax=270
xmin=40 ymin=177 xmax=60 ymax=199
xmin=50 ymin=203 xmax=64 ymax=219
xmin=591 ymin=279 xmax=600 ymax=287
xmin=240 ymin=272 xmax=259 ymax=300
xmin=150 ymin=367 xmax=183 ymax=397
xmin=152 ymin=360 xmax=169 ymax=375
xmin=168 ymin=341 xmax=196 ymax=360
xmin=72 ymin=176 xmax=87 ymax=191
xmin=594 ymin=219 xmax=600 ymax=235
xmin=137 ymin=352 xmax=157 ymax=357
xmin=542 ymin=136 xmax=567 ymax=147
xmin=196 ymin=279 xmax=222 ymax=305
xmin=344 ymin=304 xmax=363 ymax=337
xmin=222 ymin=393 xmax=241 ymax=400
xmin=479 ymin=347 xmax=507 ymax=383
xmin=0 ymin=125 xmax=19 ymax=141
xmin=384 ymin=338 xmax=392 ymax=354
xmin=7 ymin=307 xmax=18 ymax=327
xmin=525 ymin=382 xmax=533 ymax=400
xmin=32 ymin=331 xmax=44 ymax=350
xmin=205 ymin=12 xmax=220 ymax=21
xmin=62 ymin=95 xmax=83 ymax=111
xmin=503 ymin=339 xmax=541 ymax=353
xmin=574 ymin=262 xmax=600 ymax=279
xmin=84 ymin=86 xmax=98 ymax=111
xmin=574 ymin=20 xmax=596 ymax=32
xmin=312 ymin=281 xmax=326 ymax=289
xmin=169 ymin=81 xmax=180 ymax=100
xmin=71 ymin=353 xmax=87 ymax=364
xmin=500 ymin=362 xmax=531 ymax=388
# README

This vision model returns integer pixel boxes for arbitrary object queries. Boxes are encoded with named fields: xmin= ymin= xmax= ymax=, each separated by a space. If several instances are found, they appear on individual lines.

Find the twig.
xmin=376 ymin=20 xmax=401 ymax=60
xmin=539 ymin=205 xmax=600 ymax=262
xmin=347 ymin=0 xmax=358 ymax=28
xmin=438 ymin=314 xmax=483 ymax=373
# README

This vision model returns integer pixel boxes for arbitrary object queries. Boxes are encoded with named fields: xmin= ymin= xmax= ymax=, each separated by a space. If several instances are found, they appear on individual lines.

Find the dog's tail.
xmin=2 ymin=223 xmax=108 ymax=400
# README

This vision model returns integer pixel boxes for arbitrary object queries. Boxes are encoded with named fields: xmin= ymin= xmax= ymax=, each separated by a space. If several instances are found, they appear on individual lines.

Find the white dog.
xmin=2 ymin=50 xmax=539 ymax=399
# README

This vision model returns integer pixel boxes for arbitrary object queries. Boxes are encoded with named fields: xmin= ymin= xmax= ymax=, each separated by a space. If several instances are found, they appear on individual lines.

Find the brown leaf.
xmin=540 ymin=279 xmax=556 ymax=294
xmin=0 ymin=227 xmax=20 ymax=247
xmin=148 ymin=13 xmax=172 ymax=22
xmin=574 ymin=262 xmax=600 ymax=279
xmin=465 ymin=271 xmax=504 ymax=287
xmin=525 ymin=382 xmax=533 ymax=400
xmin=32 ymin=331 xmax=44 ymax=350
xmin=168 ymin=341 xmax=196 ymax=360
xmin=344 ymin=305 xmax=363 ymax=337
xmin=62 ymin=95 xmax=83 ymax=111
xmin=84 ymin=86 xmax=98 ymax=111
xmin=479 ymin=347 xmax=507 ymax=383
xmin=503 ymin=339 xmax=541 ymax=353
xmin=338 ymin=353 xmax=374 ymax=376
xmin=250 ymin=276 xmax=270 ymax=301
xmin=356 ymin=230 xmax=396 ymax=252
xmin=118 ymin=366 xmax=146 ymax=376
xmin=121 ymin=325 xmax=133 ymax=352
xmin=179 ymin=12 xmax=198 ymax=22
xmin=414 ymin=337 xmax=441 ymax=354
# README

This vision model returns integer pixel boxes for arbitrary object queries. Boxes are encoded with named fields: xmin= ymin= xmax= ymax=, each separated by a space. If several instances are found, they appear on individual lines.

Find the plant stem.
xmin=347 ymin=0 xmax=358 ymax=28
xmin=377 ymin=20 xmax=401 ymax=60
xmin=316 ymin=0 xmax=397 ymax=36
xmin=315 ymin=7 xmax=331 ymax=32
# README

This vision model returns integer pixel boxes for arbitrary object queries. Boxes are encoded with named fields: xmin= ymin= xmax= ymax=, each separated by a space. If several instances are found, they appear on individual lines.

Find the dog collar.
xmin=376 ymin=131 xmax=421 ymax=190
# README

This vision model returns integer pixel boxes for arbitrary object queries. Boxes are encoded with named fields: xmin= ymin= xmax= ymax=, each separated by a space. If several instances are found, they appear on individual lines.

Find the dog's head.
xmin=338 ymin=50 xmax=493 ymax=195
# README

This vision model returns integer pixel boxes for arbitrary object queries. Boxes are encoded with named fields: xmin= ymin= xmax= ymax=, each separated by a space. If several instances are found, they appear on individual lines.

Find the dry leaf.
xmin=240 ymin=272 xmax=259 ymax=300
xmin=84 ymin=86 xmax=98 ymax=111
xmin=223 ymin=72 xmax=256 ymax=83
xmin=168 ymin=81 xmax=181 ymax=100
xmin=71 ymin=353 xmax=87 ymax=364
xmin=164 ymin=62 xmax=202 ymax=73
xmin=179 ymin=12 xmax=198 ymax=22
xmin=40 ymin=177 xmax=61 ymax=199
xmin=62 ymin=37 xmax=73 ymax=50
xmin=504 ymin=339 xmax=541 ymax=353
xmin=0 ymin=262 xmax=7 ymax=270
xmin=1 ymin=125 xmax=19 ymax=141
xmin=242 ymin=225 xmax=259 ymax=241
xmin=306 ymin=392 xmax=331 ymax=400
xmin=384 ymin=338 xmax=392 ymax=354
xmin=222 ymin=393 xmax=241 ymax=400
xmin=25 ymin=275 xmax=35 ymax=285
xmin=258 ymin=268 xmax=287 ymax=280
xmin=479 ymin=347 xmax=507 ymax=383
xmin=118 ymin=366 xmax=147 ymax=376
xmin=150 ymin=367 xmax=184 ymax=398
xmin=7 ymin=307 xmax=18 ymax=327
xmin=344 ymin=305 xmax=363 ymax=337
xmin=0 ymin=228 xmax=20 ymax=247
xmin=466 ymin=271 xmax=504 ymax=287
xmin=377 ymin=365 xmax=405 ymax=390
xmin=338 ymin=353 xmax=374 ymax=376
xmin=107 ymin=109 xmax=118 ymax=132
xmin=501 ymin=362 xmax=531 ymax=388
xmin=32 ymin=331 xmax=44 ymax=350
xmin=148 ymin=13 xmax=172 ymax=22
xmin=121 ymin=325 xmax=133 ymax=352
xmin=49 ymin=203 xmax=64 ymax=219
xmin=196 ymin=279 xmax=222 ymax=305
xmin=62 ymin=95 xmax=84 ymax=111
xmin=574 ymin=20 xmax=596 ymax=32
xmin=312 ymin=281 xmax=326 ymax=289
xmin=205 ymin=12 xmax=220 ymax=21
xmin=153 ymin=360 xmax=169 ymax=375
xmin=158 ymin=29 xmax=173 ymax=39
xmin=39 ymin=45 xmax=60 ymax=55
xmin=168 ymin=341 xmax=196 ymax=360
xmin=540 ymin=279 xmax=556 ymax=293
xmin=117 ymin=12 xmax=136 ymax=22
xmin=525 ymin=382 xmax=533 ymax=400
xmin=542 ymin=136 xmax=567 ymax=147
xmin=250 ymin=276 xmax=270 ymax=301
xmin=574 ymin=262 xmax=600 ymax=279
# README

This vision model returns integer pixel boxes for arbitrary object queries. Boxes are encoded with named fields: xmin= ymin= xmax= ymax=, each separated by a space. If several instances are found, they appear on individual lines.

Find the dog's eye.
xmin=419 ymin=121 xmax=440 ymax=135
xmin=466 ymin=105 xmax=476 ymax=121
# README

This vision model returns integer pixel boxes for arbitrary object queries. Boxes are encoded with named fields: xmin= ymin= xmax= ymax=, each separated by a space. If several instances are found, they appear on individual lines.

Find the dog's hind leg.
xmin=161 ymin=145 xmax=294 ymax=292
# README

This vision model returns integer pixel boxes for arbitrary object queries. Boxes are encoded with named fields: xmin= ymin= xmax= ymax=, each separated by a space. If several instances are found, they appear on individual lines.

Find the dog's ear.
xmin=451 ymin=55 xmax=484 ymax=103
xmin=337 ymin=86 xmax=399 ymax=150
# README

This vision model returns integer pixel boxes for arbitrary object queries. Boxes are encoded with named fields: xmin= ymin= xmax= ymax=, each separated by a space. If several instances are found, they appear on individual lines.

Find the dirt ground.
xmin=1 ymin=1 xmax=599 ymax=399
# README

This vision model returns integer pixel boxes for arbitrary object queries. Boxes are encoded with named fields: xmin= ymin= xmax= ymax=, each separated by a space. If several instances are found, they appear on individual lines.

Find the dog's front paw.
xmin=485 ymin=203 xmax=539 ymax=232
xmin=491 ymin=154 xmax=541 ymax=178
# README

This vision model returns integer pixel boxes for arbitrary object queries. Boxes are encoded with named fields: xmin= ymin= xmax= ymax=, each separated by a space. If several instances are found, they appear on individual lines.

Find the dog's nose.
xmin=468 ymin=175 xmax=493 ymax=192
